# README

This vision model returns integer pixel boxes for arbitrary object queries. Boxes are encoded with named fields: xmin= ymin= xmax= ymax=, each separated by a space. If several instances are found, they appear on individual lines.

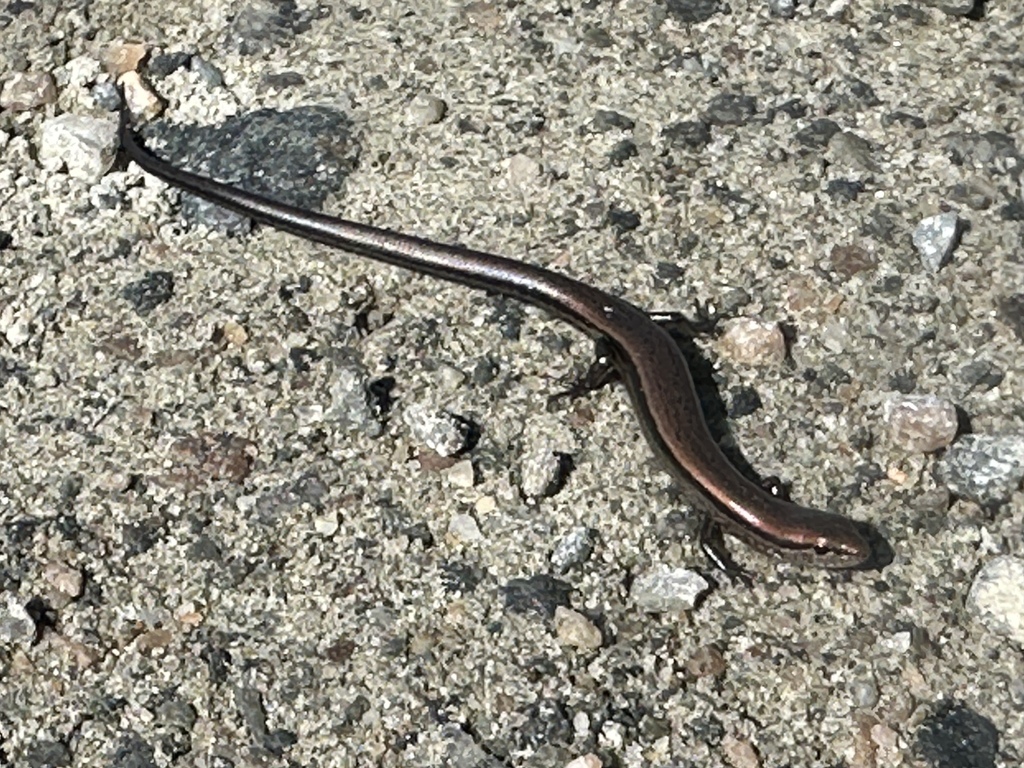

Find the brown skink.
xmin=118 ymin=107 xmax=875 ymax=570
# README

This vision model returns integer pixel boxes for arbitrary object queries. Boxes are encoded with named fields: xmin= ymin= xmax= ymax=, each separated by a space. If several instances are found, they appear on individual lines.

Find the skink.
xmin=118 ymin=107 xmax=875 ymax=569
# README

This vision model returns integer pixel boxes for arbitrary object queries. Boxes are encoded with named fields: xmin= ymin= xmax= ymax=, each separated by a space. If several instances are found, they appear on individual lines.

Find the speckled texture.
xmin=2 ymin=2 xmax=1024 ymax=767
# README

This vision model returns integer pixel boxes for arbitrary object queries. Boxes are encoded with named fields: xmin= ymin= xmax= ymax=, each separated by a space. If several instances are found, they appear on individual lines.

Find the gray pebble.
xmin=913 ymin=211 xmax=961 ymax=272
xmin=0 ymin=596 xmax=36 ymax=646
xmin=664 ymin=0 xmax=724 ymax=23
xmin=768 ymin=0 xmax=797 ymax=17
xmin=38 ymin=113 xmax=119 ymax=183
xmin=550 ymin=526 xmax=596 ymax=573
xmin=883 ymin=394 xmax=959 ymax=452
xmin=402 ymin=403 xmax=467 ymax=457
xmin=190 ymin=55 xmax=224 ymax=87
xmin=703 ymin=93 xmax=758 ymax=126
xmin=406 ymin=92 xmax=447 ymax=127
xmin=966 ymin=556 xmax=1024 ymax=645
xmin=925 ymin=0 xmax=977 ymax=15
xmin=937 ymin=434 xmax=1024 ymax=505
xmin=630 ymin=566 xmax=710 ymax=612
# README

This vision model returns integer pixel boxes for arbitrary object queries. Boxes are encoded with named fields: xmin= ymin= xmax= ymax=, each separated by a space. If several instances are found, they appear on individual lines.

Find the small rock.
xmin=43 ymin=562 xmax=84 ymax=599
xmin=884 ymin=394 xmax=959 ymax=452
xmin=24 ymin=739 xmax=72 ymax=767
xmin=829 ymin=244 xmax=875 ymax=278
xmin=447 ymin=513 xmax=482 ymax=543
xmin=313 ymin=511 xmax=339 ymax=536
xmin=507 ymin=153 xmax=542 ymax=188
xmin=190 ymin=56 xmax=225 ymax=87
xmin=122 ymin=270 xmax=175 ymax=315
xmin=768 ymin=0 xmax=796 ymax=17
xmin=913 ymin=212 xmax=961 ymax=272
xmin=553 ymin=606 xmax=603 ymax=650
xmin=703 ymin=93 xmax=757 ymax=126
xmin=795 ymin=118 xmax=841 ymax=148
xmin=664 ymin=0 xmax=724 ymax=23
xmin=550 ymin=527 xmax=596 ymax=573
xmin=590 ymin=109 xmax=634 ymax=133
xmin=0 ymin=71 xmax=57 ymax=111
xmin=684 ymin=643 xmax=727 ymax=677
xmin=925 ymin=0 xmax=976 ymax=15
xmin=520 ymin=441 xmax=572 ymax=499
xmin=135 ymin=628 xmax=173 ymax=653
xmin=38 ymin=114 xmax=119 ymax=183
xmin=402 ymin=404 xmax=467 ymax=457
xmin=631 ymin=566 xmax=709 ymax=612
xmin=826 ymin=131 xmax=878 ymax=173
xmin=118 ymin=70 xmax=164 ymax=120
xmin=503 ymin=574 xmax=572 ymax=618
xmin=966 ymin=556 xmax=1024 ymax=644
xmin=937 ymin=434 xmax=1024 ymax=505
xmin=328 ymin=362 xmax=381 ymax=436
xmin=103 ymin=42 xmax=148 ymax=75
xmin=91 ymin=81 xmax=122 ymax=111
xmin=474 ymin=495 xmax=497 ymax=514
xmin=0 ymin=596 xmax=36 ymax=645
xmin=220 ymin=320 xmax=248 ymax=346
xmin=718 ymin=318 xmax=787 ymax=365
xmin=662 ymin=119 xmax=712 ymax=150
xmin=444 ymin=459 xmax=475 ymax=488
xmin=722 ymin=735 xmax=761 ymax=768
xmin=406 ymin=92 xmax=447 ymax=126
xmin=565 ymin=754 xmax=602 ymax=768
xmin=0 ymin=304 xmax=33 ymax=348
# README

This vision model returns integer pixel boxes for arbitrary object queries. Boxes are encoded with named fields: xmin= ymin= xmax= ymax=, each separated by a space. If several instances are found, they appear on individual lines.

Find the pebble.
xmin=444 ymin=459 xmax=476 ymax=489
xmin=38 ymin=113 xmax=119 ymax=183
xmin=718 ymin=318 xmax=787 ymax=366
xmin=0 ymin=71 xmax=57 ymax=111
xmin=550 ymin=527 xmax=596 ymax=573
xmin=703 ymin=93 xmax=757 ymax=126
xmin=829 ymin=243 xmax=875 ymax=279
xmin=966 ymin=556 xmax=1024 ymax=644
xmin=925 ymin=0 xmax=977 ymax=14
xmin=406 ymin=92 xmax=447 ymax=126
xmin=826 ymin=131 xmax=878 ymax=173
xmin=630 ymin=566 xmax=710 ymax=612
xmin=191 ymin=55 xmax=225 ymax=87
xmin=553 ymin=606 xmax=603 ymax=650
xmin=329 ymin=363 xmax=382 ymax=437
xmin=0 ymin=302 xmax=32 ymax=348
xmin=507 ymin=153 xmax=542 ymax=188
xmin=662 ymin=120 xmax=712 ymax=150
xmin=913 ymin=212 xmax=961 ymax=273
xmin=936 ymin=434 xmax=1024 ymax=505
xmin=313 ymin=511 xmax=339 ymax=536
xmin=119 ymin=69 xmax=164 ymax=120
xmin=684 ymin=643 xmax=727 ymax=678
xmin=768 ymin=0 xmax=796 ymax=17
xmin=883 ymin=394 xmax=959 ymax=452
xmin=520 ymin=444 xmax=571 ymax=499
xmin=722 ymin=735 xmax=761 ymax=768
xmin=102 ymin=42 xmax=147 ymax=75
xmin=565 ymin=754 xmax=602 ymax=768
xmin=664 ymin=0 xmax=724 ymax=23
xmin=43 ymin=562 xmax=84 ymax=599
xmin=0 ymin=596 xmax=36 ymax=646
xmin=447 ymin=512 xmax=482 ymax=543
xmin=402 ymin=403 xmax=467 ymax=457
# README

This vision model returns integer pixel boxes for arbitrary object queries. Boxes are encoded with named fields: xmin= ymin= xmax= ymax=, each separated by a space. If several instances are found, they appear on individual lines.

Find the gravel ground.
xmin=2 ymin=1 xmax=1023 ymax=767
